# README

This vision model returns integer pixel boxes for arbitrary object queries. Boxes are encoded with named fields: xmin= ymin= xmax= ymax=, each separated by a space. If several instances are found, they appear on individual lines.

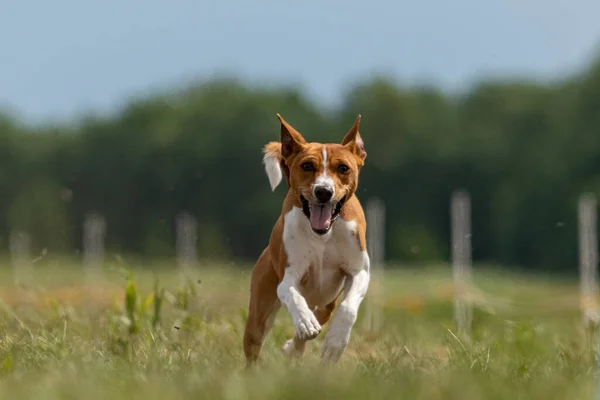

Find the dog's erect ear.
xmin=341 ymin=114 xmax=366 ymax=162
xmin=277 ymin=114 xmax=307 ymax=159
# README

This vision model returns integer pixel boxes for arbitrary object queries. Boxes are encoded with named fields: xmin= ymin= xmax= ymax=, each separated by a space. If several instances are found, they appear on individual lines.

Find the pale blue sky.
xmin=1 ymin=0 xmax=599 ymax=123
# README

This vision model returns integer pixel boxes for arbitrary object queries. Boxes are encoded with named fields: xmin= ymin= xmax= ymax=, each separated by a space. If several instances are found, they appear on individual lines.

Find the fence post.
xmin=83 ymin=212 xmax=106 ymax=286
xmin=176 ymin=211 xmax=198 ymax=285
xmin=579 ymin=193 xmax=599 ymax=325
xmin=364 ymin=197 xmax=385 ymax=334
xmin=9 ymin=231 xmax=32 ymax=287
xmin=451 ymin=189 xmax=472 ymax=339
xmin=577 ymin=192 xmax=600 ymax=400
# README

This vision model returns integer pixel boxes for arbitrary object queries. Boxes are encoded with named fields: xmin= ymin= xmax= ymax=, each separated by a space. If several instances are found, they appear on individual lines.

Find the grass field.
xmin=0 ymin=258 xmax=596 ymax=399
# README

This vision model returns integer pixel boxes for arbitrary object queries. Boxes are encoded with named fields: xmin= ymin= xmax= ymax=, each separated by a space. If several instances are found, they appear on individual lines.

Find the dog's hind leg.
xmin=244 ymin=248 xmax=281 ymax=365
xmin=282 ymin=299 xmax=337 ymax=357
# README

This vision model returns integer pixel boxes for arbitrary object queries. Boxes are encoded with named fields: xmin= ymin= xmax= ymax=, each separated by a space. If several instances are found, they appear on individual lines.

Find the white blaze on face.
xmin=310 ymin=146 xmax=337 ymax=232
xmin=322 ymin=147 xmax=329 ymax=177
xmin=314 ymin=146 xmax=335 ymax=193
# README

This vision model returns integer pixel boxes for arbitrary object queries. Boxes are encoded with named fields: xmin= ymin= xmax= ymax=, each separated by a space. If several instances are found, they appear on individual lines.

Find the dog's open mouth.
xmin=300 ymin=195 xmax=345 ymax=235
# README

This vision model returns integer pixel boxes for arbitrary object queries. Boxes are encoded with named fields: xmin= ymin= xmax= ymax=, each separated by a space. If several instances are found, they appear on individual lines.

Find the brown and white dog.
xmin=243 ymin=114 xmax=370 ymax=364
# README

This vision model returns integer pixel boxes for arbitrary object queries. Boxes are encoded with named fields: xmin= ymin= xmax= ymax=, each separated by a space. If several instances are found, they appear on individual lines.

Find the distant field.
xmin=0 ymin=259 xmax=595 ymax=399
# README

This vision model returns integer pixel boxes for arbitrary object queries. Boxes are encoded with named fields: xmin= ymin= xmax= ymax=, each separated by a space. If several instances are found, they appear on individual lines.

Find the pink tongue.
xmin=310 ymin=203 xmax=334 ymax=231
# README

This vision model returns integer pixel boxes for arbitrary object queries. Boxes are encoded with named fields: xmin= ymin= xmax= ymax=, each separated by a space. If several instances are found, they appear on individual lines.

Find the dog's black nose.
xmin=314 ymin=186 xmax=333 ymax=203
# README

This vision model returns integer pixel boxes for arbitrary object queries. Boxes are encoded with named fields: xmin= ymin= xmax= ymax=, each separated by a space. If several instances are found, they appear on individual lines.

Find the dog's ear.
xmin=277 ymin=114 xmax=307 ymax=159
xmin=263 ymin=142 xmax=285 ymax=191
xmin=341 ymin=114 xmax=366 ymax=163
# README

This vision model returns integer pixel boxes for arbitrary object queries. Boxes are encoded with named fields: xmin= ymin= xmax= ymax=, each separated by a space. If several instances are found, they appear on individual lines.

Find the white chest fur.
xmin=282 ymin=207 xmax=364 ymax=308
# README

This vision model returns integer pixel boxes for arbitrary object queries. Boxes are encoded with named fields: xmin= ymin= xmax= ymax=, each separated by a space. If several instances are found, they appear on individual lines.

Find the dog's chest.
xmin=282 ymin=207 xmax=363 ymax=307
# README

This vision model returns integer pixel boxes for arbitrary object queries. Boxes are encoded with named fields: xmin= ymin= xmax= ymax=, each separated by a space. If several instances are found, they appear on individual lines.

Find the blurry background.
xmin=1 ymin=0 xmax=600 ymax=272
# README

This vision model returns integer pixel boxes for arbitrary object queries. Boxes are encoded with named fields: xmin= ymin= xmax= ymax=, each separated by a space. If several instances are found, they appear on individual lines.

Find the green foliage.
xmin=152 ymin=277 xmax=164 ymax=331
xmin=3 ymin=59 xmax=600 ymax=270
xmin=0 ymin=263 xmax=595 ymax=399
xmin=124 ymin=272 xmax=138 ymax=334
xmin=108 ymin=270 xmax=168 ymax=358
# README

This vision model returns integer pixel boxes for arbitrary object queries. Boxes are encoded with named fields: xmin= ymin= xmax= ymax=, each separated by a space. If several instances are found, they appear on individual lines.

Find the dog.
xmin=243 ymin=113 xmax=370 ymax=364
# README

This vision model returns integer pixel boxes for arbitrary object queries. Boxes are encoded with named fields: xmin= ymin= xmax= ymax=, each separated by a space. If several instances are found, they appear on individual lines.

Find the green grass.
xmin=0 ymin=258 xmax=596 ymax=399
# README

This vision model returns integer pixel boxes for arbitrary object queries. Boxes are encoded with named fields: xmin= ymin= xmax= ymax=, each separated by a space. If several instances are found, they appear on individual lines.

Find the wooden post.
xmin=451 ymin=189 xmax=472 ymax=339
xmin=83 ymin=212 xmax=106 ymax=285
xmin=579 ymin=193 xmax=599 ymax=325
xmin=577 ymin=193 xmax=600 ymax=400
xmin=9 ymin=231 xmax=32 ymax=286
xmin=176 ymin=211 xmax=198 ymax=284
xmin=364 ymin=197 xmax=385 ymax=334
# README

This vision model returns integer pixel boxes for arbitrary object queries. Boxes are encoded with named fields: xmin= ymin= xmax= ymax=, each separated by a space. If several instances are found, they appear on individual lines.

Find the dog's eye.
xmin=337 ymin=164 xmax=349 ymax=174
xmin=301 ymin=162 xmax=314 ymax=172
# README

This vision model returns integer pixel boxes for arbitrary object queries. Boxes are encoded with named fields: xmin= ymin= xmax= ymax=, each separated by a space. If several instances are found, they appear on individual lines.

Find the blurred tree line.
xmin=2 ymin=56 xmax=600 ymax=272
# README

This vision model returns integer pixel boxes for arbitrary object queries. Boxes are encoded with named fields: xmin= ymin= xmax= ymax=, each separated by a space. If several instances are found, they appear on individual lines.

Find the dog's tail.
xmin=263 ymin=142 xmax=283 ymax=191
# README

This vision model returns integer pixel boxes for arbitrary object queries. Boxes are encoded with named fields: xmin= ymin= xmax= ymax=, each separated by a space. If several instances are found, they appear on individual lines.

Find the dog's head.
xmin=263 ymin=114 xmax=366 ymax=236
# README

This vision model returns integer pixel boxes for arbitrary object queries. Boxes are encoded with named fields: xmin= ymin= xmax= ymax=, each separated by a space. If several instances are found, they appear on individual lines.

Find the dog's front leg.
xmin=277 ymin=267 xmax=322 ymax=340
xmin=321 ymin=253 xmax=370 ymax=363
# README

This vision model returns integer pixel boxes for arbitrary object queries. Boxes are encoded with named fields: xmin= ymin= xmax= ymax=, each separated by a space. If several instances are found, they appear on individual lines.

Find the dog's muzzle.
xmin=300 ymin=194 xmax=346 ymax=235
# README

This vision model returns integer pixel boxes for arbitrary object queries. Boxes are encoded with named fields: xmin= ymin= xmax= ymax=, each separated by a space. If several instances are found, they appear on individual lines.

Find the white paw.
xmin=293 ymin=310 xmax=322 ymax=340
xmin=282 ymin=338 xmax=305 ymax=357
xmin=321 ymin=329 xmax=351 ymax=363
xmin=321 ymin=309 xmax=355 ymax=363
xmin=282 ymin=339 xmax=295 ymax=355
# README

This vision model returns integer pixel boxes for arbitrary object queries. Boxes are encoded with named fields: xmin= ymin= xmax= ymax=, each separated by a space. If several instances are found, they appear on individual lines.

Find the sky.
xmin=1 ymin=0 xmax=599 ymax=123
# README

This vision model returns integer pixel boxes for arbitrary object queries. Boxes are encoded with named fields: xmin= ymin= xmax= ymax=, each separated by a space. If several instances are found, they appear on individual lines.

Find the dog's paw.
xmin=282 ymin=339 xmax=295 ymax=355
xmin=293 ymin=310 xmax=321 ymax=340
xmin=282 ymin=338 xmax=305 ymax=357
xmin=321 ymin=329 xmax=351 ymax=363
